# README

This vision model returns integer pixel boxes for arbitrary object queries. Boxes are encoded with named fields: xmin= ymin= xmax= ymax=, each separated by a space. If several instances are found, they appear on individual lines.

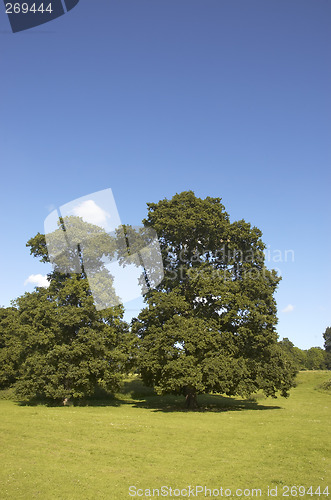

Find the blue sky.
xmin=0 ymin=0 xmax=330 ymax=349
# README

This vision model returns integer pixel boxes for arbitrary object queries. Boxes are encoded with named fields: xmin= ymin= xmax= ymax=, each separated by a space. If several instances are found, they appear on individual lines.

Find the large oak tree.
xmin=132 ymin=191 xmax=297 ymax=408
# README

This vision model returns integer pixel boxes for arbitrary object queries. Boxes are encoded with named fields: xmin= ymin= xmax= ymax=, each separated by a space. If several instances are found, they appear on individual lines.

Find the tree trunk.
xmin=184 ymin=386 xmax=198 ymax=410
xmin=63 ymin=379 xmax=72 ymax=406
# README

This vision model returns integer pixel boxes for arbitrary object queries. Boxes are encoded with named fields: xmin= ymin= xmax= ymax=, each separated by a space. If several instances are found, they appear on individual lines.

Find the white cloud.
xmin=282 ymin=304 xmax=294 ymax=313
xmin=24 ymin=274 xmax=50 ymax=288
xmin=72 ymin=200 xmax=110 ymax=228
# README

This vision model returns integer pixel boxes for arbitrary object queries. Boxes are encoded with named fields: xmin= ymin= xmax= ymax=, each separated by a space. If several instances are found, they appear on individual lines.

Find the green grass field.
xmin=0 ymin=371 xmax=330 ymax=499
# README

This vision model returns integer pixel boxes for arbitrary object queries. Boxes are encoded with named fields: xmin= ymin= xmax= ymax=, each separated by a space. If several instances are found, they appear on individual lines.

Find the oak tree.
xmin=11 ymin=216 xmax=132 ymax=404
xmin=132 ymin=191 xmax=297 ymax=408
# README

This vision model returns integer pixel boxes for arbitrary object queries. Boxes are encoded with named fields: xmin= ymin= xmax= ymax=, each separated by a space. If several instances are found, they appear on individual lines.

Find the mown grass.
xmin=0 ymin=371 xmax=330 ymax=499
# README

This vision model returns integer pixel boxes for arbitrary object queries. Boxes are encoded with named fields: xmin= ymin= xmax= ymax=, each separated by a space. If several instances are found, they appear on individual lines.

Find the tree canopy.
xmin=12 ymin=277 xmax=130 ymax=403
xmin=0 ymin=216 xmax=133 ymax=404
xmin=132 ymin=191 xmax=297 ymax=408
xmin=0 ymin=306 xmax=20 ymax=389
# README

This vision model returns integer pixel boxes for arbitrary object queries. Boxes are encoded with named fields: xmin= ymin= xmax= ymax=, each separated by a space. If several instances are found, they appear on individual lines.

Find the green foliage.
xmin=1 ymin=218 xmax=134 ymax=403
xmin=305 ymin=347 xmax=327 ymax=370
xmin=316 ymin=378 xmax=331 ymax=392
xmin=27 ymin=216 xmax=122 ymax=309
xmin=278 ymin=338 xmax=327 ymax=371
xmin=0 ymin=307 xmax=20 ymax=388
xmin=323 ymin=326 xmax=331 ymax=369
xmin=323 ymin=326 xmax=331 ymax=351
xmin=278 ymin=338 xmax=308 ymax=370
xmin=133 ymin=192 xmax=297 ymax=406
xmin=11 ymin=275 xmax=131 ymax=402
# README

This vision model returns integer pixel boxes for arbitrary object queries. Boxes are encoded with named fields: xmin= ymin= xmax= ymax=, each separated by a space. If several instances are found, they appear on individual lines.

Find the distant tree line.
xmin=0 ymin=192 xmax=329 ymax=407
xmin=278 ymin=330 xmax=331 ymax=371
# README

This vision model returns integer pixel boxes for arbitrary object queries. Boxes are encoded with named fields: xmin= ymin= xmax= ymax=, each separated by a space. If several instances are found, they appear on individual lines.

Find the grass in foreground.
xmin=0 ymin=371 xmax=330 ymax=499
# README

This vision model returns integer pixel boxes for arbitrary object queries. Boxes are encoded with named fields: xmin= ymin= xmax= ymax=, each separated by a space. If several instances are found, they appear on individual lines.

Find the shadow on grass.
xmin=130 ymin=394 xmax=282 ymax=413
xmin=13 ymin=378 xmax=282 ymax=412
xmin=120 ymin=378 xmax=282 ymax=413
xmin=16 ymin=386 xmax=122 ymax=408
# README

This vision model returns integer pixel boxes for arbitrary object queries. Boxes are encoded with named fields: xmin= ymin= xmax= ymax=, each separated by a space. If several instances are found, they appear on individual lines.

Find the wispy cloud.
xmin=24 ymin=274 xmax=50 ymax=288
xmin=72 ymin=200 xmax=111 ymax=228
xmin=282 ymin=304 xmax=294 ymax=313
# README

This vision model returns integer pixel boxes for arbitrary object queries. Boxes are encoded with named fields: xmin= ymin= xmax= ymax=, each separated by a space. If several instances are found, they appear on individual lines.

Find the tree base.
xmin=184 ymin=388 xmax=198 ymax=410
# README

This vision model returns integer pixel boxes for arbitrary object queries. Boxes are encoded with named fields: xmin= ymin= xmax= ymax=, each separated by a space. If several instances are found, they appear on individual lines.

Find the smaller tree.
xmin=0 ymin=307 xmax=20 ymax=388
xmin=11 ymin=221 xmax=134 ymax=404
xmin=278 ymin=338 xmax=307 ymax=370
xmin=323 ymin=327 xmax=331 ymax=370
xmin=13 ymin=278 xmax=131 ymax=403
xmin=291 ymin=347 xmax=308 ymax=370
xmin=305 ymin=347 xmax=326 ymax=371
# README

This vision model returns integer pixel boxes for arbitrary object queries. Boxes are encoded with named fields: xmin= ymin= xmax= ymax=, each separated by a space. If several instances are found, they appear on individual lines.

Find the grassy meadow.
xmin=0 ymin=371 xmax=330 ymax=499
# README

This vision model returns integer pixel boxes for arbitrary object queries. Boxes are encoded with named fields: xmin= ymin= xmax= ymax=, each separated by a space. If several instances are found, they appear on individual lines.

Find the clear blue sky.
xmin=0 ymin=0 xmax=330 ymax=349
